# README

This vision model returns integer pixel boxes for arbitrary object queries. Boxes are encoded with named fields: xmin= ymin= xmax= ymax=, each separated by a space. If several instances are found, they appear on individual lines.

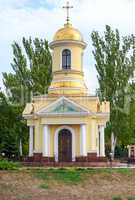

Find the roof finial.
xmin=63 ymin=1 xmax=73 ymax=24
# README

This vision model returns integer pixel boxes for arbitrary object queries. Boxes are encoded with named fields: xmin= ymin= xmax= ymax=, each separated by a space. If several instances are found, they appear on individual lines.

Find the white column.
xmin=29 ymin=126 xmax=34 ymax=157
xmin=97 ymin=126 xmax=100 ymax=157
xmin=43 ymin=125 xmax=50 ymax=157
xmin=99 ymin=125 xmax=105 ymax=157
xmin=80 ymin=124 xmax=87 ymax=156
xmin=128 ymin=146 xmax=130 ymax=158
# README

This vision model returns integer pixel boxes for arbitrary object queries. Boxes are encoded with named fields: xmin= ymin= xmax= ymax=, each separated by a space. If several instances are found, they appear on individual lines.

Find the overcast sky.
xmin=0 ymin=0 xmax=135 ymax=94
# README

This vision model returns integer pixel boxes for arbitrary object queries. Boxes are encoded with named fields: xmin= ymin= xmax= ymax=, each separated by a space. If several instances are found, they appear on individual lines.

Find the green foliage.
xmin=1 ymin=37 xmax=52 ymax=159
xmin=113 ymin=197 xmax=122 ymax=200
xmin=34 ymin=168 xmax=84 ymax=185
xmin=39 ymin=183 xmax=49 ymax=189
xmin=0 ymin=158 xmax=20 ymax=170
xmin=91 ymin=25 xmax=135 ymax=147
xmin=0 ymin=91 xmax=28 ymax=158
xmin=114 ymin=145 xmax=128 ymax=159
xmin=128 ymin=197 xmax=135 ymax=200
xmin=113 ymin=197 xmax=135 ymax=200
xmin=3 ymin=37 xmax=52 ymax=104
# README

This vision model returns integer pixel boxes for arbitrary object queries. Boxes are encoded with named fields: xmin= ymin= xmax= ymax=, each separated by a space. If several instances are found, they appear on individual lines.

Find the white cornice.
xmin=38 ymin=112 xmax=89 ymax=117
xmin=23 ymin=114 xmax=34 ymax=120
xmin=49 ymin=40 xmax=87 ymax=49
xmin=23 ymin=111 xmax=110 ymax=120
xmin=32 ymin=95 xmax=98 ymax=102
xmin=49 ymin=87 xmax=87 ymax=91
xmin=51 ymin=79 xmax=84 ymax=83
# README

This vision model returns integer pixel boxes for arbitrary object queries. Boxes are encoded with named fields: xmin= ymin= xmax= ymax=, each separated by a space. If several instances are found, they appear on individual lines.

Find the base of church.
xmin=128 ymin=158 xmax=135 ymax=164
xmin=24 ymin=153 xmax=107 ymax=164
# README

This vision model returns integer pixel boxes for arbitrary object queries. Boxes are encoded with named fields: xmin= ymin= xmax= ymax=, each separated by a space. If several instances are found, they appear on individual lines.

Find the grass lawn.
xmin=0 ymin=167 xmax=135 ymax=200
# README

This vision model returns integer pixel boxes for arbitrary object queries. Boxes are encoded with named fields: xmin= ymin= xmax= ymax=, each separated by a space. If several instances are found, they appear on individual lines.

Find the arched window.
xmin=62 ymin=49 xmax=71 ymax=69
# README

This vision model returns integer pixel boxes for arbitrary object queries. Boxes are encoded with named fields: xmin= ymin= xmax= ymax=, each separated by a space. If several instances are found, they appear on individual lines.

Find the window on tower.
xmin=62 ymin=49 xmax=71 ymax=69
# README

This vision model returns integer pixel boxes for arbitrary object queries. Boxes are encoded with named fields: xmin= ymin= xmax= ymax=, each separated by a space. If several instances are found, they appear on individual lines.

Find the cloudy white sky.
xmin=0 ymin=0 xmax=135 ymax=94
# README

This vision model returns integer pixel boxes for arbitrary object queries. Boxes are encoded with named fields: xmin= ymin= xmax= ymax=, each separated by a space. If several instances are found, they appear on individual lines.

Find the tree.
xmin=1 ymin=37 xmax=52 ymax=159
xmin=0 ymin=91 xmax=28 ymax=158
xmin=91 ymin=25 xmax=135 ymax=158
xmin=126 ymin=83 xmax=135 ymax=144
xmin=3 ymin=37 xmax=52 ymax=105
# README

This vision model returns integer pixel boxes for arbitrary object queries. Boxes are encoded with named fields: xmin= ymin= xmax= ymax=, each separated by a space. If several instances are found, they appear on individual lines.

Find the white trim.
xmin=80 ymin=124 xmax=87 ymax=156
xmin=99 ymin=125 xmax=105 ymax=157
xmin=32 ymin=95 xmax=98 ymax=101
xmin=97 ymin=125 xmax=100 ymax=157
xmin=41 ymin=122 xmax=87 ymax=125
xmin=49 ymin=87 xmax=86 ymax=90
xmin=23 ymin=114 xmax=33 ymax=120
xmin=51 ymin=79 xmax=84 ymax=83
xmin=54 ymin=126 xmax=75 ymax=162
xmin=49 ymin=40 xmax=87 ymax=50
xmin=29 ymin=126 xmax=34 ymax=157
xmin=24 ymin=112 xmax=109 ymax=120
xmin=128 ymin=146 xmax=131 ymax=158
xmin=43 ymin=125 xmax=50 ymax=157
xmin=39 ymin=113 xmax=88 ymax=117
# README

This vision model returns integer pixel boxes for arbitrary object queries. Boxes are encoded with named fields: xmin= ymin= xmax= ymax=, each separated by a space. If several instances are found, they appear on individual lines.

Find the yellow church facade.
xmin=23 ymin=8 xmax=110 ymax=163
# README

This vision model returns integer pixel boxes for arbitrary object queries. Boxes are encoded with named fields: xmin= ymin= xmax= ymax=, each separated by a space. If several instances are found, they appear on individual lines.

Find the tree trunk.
xmin=111 ymin=132 xmax=117 ymax=160
xmin=19 ymin=139 xmax=23 ymax=157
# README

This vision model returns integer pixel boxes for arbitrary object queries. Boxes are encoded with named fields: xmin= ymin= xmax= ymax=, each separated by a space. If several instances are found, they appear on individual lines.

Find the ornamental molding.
xmin=36 ymin=96 xmax=91 ymax=117
xmin=49 ymin=40 xmax=87 ymax=49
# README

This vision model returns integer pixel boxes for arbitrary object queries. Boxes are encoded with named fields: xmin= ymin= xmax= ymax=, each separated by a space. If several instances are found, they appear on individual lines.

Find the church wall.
xmin=34 ymin=120 xmax=43 ymax=153
xmin=86 ymin=122 xmax=91 ymax=153
xmin=85 ymin=119 xmax=98 ymax=154
xmin=52 ymin=45 xmax=83 ymax=72
xmin=49 ymin=125 xmax=58 ymax=157
xmin=40 ymin=116 xmax=88 ymax=125
xmin=90 ymin=118 xmax=98 ymax=152
xmin=70 ymin=125 xmax=80 ymax=156
xmin=70 ymin=97 xmax=99 ymax=113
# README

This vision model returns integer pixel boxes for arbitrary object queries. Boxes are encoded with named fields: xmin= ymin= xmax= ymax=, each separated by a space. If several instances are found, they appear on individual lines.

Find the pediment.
xmin=37 ymin=96 xmax=90 ymax=116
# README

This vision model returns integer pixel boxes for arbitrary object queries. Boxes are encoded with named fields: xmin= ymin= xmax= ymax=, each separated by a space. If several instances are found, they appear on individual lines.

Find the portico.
xmin=28 ymin=115 xmax=107 ymax=162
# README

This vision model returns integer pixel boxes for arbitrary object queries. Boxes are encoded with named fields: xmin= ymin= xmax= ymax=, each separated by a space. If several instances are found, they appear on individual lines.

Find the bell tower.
xmin=48 ymin=2 xmax=88 ymax=96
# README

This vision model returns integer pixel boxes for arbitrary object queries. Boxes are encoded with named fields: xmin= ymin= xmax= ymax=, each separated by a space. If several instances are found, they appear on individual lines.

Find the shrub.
xmin=39 ymin=183 xmax=49 ymax=189
xmin=113 ymin=197 xmax=122 ymax=200
xmin=0 ymin=159 xmax=20 ymax=170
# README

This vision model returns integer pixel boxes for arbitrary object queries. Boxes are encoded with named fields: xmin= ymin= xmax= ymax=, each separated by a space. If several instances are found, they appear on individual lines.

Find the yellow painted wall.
xmin=90 ymin=118 xmax=97 ymax=151
xmin=52 ymin=45 xmax=83 ymax=72
xmin=30 ymin=96 xmax=110 ymax=115
xmin=34 ymin=120 xmax=42 ymax=153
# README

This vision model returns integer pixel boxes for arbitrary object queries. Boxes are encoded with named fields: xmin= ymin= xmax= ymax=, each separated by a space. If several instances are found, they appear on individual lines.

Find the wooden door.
xmin=58 ymin=129 xmax=72 ymax=162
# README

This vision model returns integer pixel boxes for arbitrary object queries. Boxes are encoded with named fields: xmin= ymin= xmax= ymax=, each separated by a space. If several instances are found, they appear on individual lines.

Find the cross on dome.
xmin=63 ymin=1 xmax=73 ymax=24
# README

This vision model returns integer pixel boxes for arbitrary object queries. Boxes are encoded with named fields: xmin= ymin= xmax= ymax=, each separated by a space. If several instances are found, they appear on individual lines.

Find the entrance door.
xmin=58 ymin=129 xmax=72 ymax=162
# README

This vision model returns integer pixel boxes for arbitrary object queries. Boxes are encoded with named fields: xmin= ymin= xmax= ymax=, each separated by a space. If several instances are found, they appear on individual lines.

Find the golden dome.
xmin=53 ymin=23 xmax=83 ymax=42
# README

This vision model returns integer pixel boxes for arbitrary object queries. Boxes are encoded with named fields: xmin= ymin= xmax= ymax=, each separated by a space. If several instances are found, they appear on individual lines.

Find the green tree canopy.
xmin=3 ymin=37 xmax=52 ymax=105
xmin=91 ymin=25 xmax=135 ymax=154
xmin=0 ymin=91 xmax=28 ymax=158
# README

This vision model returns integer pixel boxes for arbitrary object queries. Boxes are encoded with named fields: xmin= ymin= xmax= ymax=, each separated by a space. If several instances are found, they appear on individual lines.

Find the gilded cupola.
xmin=53 ymin=23 xmax=83 ymax=42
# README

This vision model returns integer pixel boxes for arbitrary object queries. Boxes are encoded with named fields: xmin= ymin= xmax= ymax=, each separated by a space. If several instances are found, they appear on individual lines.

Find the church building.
xmin=23 ymin=2 xmax=110 ymax=163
